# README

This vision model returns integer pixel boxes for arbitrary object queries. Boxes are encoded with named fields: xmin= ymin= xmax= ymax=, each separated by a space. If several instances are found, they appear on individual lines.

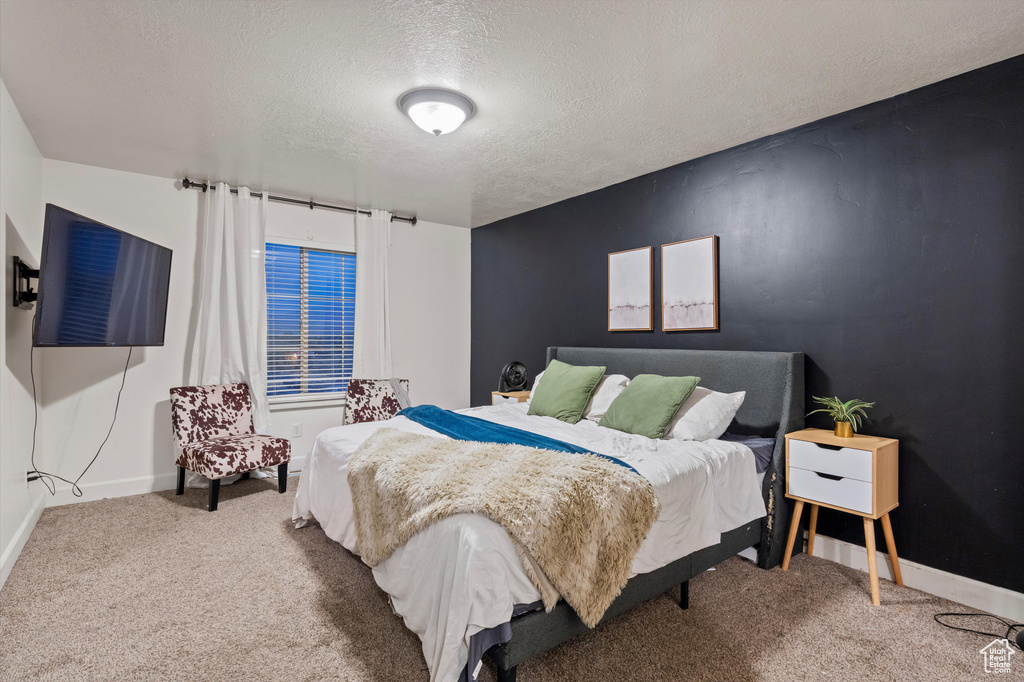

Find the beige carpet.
xmin=0 ymin=481 xmax=1018 ymax=681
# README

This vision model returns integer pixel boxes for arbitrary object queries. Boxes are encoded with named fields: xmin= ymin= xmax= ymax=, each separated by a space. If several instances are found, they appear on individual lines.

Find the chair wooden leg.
xmin=782 ymin=499 xmax=804 ymax=571
xmin=240 ymin=471 xmax=251 ymax=480
xmin=208 ymin=478 xmax=220 ymax=512
xmin=278 ymin=462 xmax=288 ymax=493
xmin=880 ymin=513 xmax=904 ymax=586
xmin=176 ymin=466 xmax=185 ymax=495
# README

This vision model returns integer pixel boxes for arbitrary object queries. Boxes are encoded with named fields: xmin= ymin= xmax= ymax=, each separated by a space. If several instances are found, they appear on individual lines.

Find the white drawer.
xmin=788 ymin=467 xmax=873 ymax=514
xmin=789 ymin=438 xmax=873 ymax=483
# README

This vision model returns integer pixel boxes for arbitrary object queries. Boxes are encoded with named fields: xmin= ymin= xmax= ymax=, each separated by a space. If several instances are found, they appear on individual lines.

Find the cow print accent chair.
xmin=169 ymin=383 xmax=290 ymax=511
xmin=343 ymin=379 xmax=410 ymax=425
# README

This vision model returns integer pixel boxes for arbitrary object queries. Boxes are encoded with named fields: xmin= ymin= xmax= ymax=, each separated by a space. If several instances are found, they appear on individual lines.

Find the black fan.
xmin=499 ymin=361 xmax=529 ymax=392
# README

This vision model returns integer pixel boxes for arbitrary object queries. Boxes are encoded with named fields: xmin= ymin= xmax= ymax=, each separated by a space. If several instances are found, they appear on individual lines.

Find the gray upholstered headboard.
xmin=545 ymin=346 xmax=805 ymax=568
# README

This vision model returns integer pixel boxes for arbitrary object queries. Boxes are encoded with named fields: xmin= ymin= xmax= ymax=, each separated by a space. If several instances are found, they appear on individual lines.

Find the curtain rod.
xmin=180 ymin=178 xmax=417 ymax=225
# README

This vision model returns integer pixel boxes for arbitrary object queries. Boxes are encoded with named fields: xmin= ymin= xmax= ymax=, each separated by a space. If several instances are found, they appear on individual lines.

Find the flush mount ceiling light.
xmin=398 ymin=88 xmax=476 ymax=136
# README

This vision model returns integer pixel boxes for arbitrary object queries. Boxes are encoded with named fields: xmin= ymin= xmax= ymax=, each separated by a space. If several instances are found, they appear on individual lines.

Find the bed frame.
xmin=488 ymin=347 xmax=805 ymax=681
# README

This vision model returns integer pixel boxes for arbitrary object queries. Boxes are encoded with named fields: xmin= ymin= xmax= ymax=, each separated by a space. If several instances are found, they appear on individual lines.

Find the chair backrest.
xmin=169 ymin=383 xmax=255 ymax=447
xmin=344 ymin=379 xmax=410 ymax=425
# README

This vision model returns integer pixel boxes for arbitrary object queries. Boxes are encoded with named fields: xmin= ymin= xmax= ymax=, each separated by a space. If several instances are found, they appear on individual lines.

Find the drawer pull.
xmin=814 ymin=471 xmax=844 ymax=481
xmin=815 ymin=443 xmax=844 ymax=451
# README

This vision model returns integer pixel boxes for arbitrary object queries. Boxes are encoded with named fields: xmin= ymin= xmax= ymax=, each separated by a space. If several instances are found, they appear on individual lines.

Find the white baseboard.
xmin=809 ymin=533 xmax=1024 ymax=622
xmin=46 ymin=472 xmax=179 ymax=507
xmin=0 ymin=493 xmax=45 ymax=590
xmin=45 ymin=458 xmax=305 ymax=507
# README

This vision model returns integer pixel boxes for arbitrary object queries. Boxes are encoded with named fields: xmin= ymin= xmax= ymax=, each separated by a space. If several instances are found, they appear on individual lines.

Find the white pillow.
xmin=527 ymin=372 xmax=630 ymax=422
xmin=664 ymin=387 xmax=745 ymax=441
xmin=583 ymin=374 xmax=630 ymax=422
xmin=526 ymin=370 xmax=545 ymax=405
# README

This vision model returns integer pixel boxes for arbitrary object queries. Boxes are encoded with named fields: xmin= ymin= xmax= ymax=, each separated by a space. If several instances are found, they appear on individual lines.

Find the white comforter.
xmin=293 ymin=403 xmax=766 ymax=682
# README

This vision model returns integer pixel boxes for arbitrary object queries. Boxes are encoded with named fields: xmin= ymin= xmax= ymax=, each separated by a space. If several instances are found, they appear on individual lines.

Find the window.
xmin=266 ymin=242 xmax=356 ymax=399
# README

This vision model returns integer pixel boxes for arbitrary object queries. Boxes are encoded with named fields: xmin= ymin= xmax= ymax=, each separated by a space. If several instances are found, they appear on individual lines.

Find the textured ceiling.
xmin=2 ymin=1 xmax=1023 ymax=228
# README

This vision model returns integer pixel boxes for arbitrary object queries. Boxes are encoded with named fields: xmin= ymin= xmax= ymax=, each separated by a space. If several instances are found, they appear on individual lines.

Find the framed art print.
xmin=662 ymin=235 xmax=718 ymax=331
xmin=608 ymin=246 xmax=653 ymax=331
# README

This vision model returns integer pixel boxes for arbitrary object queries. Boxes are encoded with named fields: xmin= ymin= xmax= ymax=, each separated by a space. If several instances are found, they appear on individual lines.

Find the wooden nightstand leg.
xmin=807 ymin=504 xmax=819 ymax=556
xmin=863 ymin=516 xmax=880 ymax=606
xmin=880 ymin=513 xmax=903 ymax=586
xmin=782 ymin=499 xmax=804 ymax=571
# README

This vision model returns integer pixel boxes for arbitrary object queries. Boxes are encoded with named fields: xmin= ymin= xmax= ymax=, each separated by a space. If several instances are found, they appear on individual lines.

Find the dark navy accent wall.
xmin=471 ymin=55 xmax=1024 ymax=592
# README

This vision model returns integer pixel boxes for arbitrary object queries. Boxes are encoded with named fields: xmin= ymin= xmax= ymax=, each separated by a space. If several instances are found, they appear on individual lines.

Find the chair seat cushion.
xmin=177 ymin=435 xmax=291 ymax=480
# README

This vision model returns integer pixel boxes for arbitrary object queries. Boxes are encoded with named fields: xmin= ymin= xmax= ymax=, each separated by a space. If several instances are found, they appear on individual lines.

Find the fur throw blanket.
xmin=347 ymin=429 xmax=661 ymax=627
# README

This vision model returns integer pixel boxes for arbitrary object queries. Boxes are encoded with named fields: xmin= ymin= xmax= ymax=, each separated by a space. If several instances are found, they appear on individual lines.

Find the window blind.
xmin=266 ymin=242 xmax=356 ymax=398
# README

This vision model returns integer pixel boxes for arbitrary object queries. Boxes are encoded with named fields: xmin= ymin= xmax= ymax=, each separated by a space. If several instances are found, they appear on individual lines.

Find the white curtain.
xmin=354 ymin=208 xmax=393 ymax=378
xmin=187 ymin=182 xmax=271 ymax=434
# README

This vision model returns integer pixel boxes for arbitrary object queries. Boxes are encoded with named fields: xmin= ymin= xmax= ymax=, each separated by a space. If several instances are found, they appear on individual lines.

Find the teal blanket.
xmin=398 ymin=404 xmax=640 ymax=476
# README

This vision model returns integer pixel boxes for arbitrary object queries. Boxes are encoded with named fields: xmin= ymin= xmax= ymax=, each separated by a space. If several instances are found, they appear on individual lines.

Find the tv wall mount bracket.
xmin=12 ymin=256 xmax=39 ymax=309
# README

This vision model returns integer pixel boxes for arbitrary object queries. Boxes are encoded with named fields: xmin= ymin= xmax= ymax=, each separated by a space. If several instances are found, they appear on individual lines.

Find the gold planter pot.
xmin=834 ymin=421 xmax=853 ymax=438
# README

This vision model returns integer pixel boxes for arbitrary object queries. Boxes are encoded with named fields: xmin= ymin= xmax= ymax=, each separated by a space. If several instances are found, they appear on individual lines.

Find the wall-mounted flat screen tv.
xmin=34 ymin=204 xmax=173 ymax=347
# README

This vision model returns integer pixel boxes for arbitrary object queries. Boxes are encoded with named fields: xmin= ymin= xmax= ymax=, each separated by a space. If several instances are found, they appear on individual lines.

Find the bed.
xmin=293 ymin=347 xmax=804 ymax=682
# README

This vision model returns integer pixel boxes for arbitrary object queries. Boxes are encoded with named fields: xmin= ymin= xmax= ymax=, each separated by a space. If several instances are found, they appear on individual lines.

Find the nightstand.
xmin=781 ymin=428 xmax=902 ymax=605
xmin=492 ymin=390 xmax=531 ymax=405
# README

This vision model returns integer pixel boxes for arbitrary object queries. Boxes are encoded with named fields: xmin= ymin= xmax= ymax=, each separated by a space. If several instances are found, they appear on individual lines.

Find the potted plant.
xmin=807 ymin=396 xmax=874 ymax=438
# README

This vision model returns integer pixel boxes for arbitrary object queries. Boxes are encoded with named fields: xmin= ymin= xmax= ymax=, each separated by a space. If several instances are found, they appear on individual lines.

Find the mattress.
xmin=293 ymin=403 xmax=767 ymax=682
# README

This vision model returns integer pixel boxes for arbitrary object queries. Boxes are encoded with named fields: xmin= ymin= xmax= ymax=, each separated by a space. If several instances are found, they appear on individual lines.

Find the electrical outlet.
xmin=290 ymin=422 xmax=303 ymax=438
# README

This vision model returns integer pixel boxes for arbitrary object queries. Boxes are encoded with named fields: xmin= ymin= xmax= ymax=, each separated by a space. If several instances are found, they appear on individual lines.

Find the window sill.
xmin=269 ymin=395 xmax=347 ymax=412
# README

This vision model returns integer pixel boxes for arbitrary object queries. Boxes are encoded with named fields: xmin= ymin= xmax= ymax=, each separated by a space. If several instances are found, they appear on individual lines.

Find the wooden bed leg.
xmin=679 ymin=581 xmax=689 ymax=610
xmin=497 ymin=665 xmax=517 ymax=682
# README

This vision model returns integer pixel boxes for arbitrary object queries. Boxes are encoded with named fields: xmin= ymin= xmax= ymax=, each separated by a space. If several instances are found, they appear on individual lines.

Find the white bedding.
xmin=293 ymin=403 xmax=767 ymax=682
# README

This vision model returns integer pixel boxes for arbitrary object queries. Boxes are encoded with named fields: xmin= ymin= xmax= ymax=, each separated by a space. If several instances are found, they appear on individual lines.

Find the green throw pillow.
xmin=599 ymin=374 xmax=700 ymax=438
xmin=527 ymin=359 xmax=606 ymax=424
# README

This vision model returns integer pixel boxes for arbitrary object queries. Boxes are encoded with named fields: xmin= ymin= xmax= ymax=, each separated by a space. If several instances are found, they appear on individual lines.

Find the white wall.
xmin=38 ymin=161 xmax=201 ymax=505
xmin=389 ymin=217 xmax=471 ymax=410
xmin=0 ymin=79 xmax=46 ymax=588
xmin=36 ymin=161 xmax=471 ymax=505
